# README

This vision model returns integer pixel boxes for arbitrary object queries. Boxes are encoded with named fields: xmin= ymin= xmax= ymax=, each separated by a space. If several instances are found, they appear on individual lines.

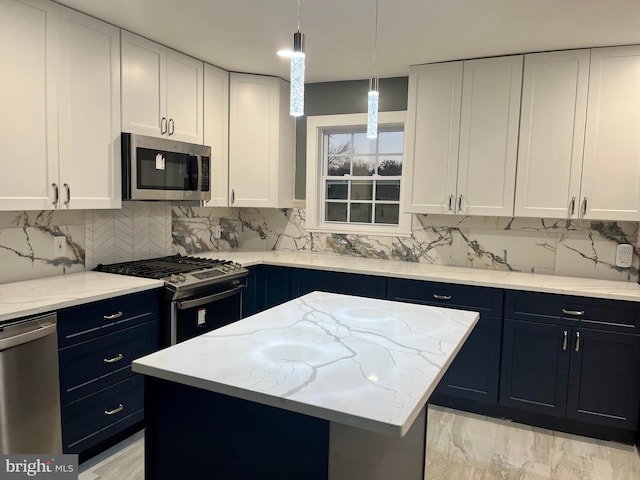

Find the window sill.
xmin=306 ymin=223 xmax=412 ymax=238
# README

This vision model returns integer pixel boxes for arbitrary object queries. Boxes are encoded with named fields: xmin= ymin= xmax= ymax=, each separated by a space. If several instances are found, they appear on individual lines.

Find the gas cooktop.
xmin=94 ymin=255 xmax=248 ymax=293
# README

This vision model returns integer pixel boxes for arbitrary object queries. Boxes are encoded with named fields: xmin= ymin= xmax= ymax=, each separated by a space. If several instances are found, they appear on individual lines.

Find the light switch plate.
xmin=616 ymin=244 xmax=633 ymax=268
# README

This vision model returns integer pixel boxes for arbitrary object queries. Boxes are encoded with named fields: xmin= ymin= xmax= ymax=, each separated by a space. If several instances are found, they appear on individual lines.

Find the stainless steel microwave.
xmin=122 ymin=133 xmax=211 ymax=201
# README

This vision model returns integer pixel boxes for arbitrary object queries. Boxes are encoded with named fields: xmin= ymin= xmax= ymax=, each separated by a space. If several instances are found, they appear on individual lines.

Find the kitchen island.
xmin=133 ymin=291 xmax=479 ymax=480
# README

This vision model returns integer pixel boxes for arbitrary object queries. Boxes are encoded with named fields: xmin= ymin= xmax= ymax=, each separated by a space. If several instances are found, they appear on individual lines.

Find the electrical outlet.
xmin=53 ymin=236 xmax=67 ymax=258
xmin=213 ymin=225 xmax=222 ymax=239
xmin=616 ymin=243 xmax=633 ymax=268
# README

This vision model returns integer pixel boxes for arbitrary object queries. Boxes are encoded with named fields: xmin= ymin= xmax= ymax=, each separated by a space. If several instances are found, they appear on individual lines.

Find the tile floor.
xmin=79 ymin=405 xmax=640 ymax=480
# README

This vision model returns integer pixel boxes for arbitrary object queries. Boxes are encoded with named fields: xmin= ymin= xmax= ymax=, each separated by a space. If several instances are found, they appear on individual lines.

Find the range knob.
xmin=178 ymin=274 xmax=186 ymax=282
xmin=170 ymin=274 xmax=179 ymax=283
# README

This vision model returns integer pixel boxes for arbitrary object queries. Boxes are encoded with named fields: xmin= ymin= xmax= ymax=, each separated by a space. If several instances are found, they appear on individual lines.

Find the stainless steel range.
xmin=95 ymin=255 xmax=248 ymax=346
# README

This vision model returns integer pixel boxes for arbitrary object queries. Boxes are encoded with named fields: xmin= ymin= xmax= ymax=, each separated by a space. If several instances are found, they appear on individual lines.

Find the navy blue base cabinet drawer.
xmin=61 ymin=375 xmax=144 ymax=455
xmin=59 ymin=322 xmax=158 ymax=404
xmin=289 ymin=268 xmax=386 ymax=299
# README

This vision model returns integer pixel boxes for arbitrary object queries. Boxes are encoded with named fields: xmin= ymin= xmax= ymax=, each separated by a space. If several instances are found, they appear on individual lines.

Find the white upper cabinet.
xmin=203 ymin=64 xmax=230 ymax=207
xmin=0 ymin=0 xmax=120 ymax=211
xmin=403 ymin=62 xmax=462 ymax=214
xmin=229 ymin=73 xmax=295 ymax=208
xmin=514 ymin=50 xmax=590 ymax=218
xmin=403 ymin=56 xmax=523 ymax=216
xmin=0 ymin=0 xmax=57 ymax=210
xmin=121 ymin=31 xmax=203 ymax=144
xmin=581 ymin=46 xmax=640 ymax=221
xmin=56 ymin=5 xmax=121 ymax=209
xmin=457 ymin=56 xmax=523 ymax=216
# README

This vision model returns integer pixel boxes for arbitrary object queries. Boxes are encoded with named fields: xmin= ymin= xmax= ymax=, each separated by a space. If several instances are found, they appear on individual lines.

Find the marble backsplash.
xmin=172 ymin=207 xmax=640 ymax=282
xmin=0 ymin=203 xmax=638 ymax=284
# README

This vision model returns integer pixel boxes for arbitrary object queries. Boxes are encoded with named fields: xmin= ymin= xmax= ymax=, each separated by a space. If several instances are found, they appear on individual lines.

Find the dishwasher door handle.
xmin=0 ymin=322 xmax=57 ymax=351
xmin=176 ymin=285 xmax=244 ymax=310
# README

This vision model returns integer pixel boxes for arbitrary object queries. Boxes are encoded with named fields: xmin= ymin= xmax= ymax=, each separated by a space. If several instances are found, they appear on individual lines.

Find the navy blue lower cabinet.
xmin=289 ymin=268 xmax=386 ymax=299
xmin=499 ymin=319 xmax=570 ymax=417
xmin=436 ymin=315 xmax=502 ymax=403
xmin=566 ymin=328 xmax=640 ymax=430
xmin=242 ymin=265 xmax=291 ymax=317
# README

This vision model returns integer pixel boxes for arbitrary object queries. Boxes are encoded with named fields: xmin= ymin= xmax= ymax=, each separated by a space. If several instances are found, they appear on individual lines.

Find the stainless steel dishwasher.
xmin=0 ymin=312 xmax=62 ymax=454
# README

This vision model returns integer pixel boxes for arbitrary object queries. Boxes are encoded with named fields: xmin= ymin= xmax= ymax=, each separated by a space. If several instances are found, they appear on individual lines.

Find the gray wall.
xmin=295 ymin=77 xmax=409 ymax=199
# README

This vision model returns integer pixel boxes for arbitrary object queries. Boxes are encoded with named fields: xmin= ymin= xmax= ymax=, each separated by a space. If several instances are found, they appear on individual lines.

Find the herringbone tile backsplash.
xmin=85 ymin=202 xmax=172 ymax=269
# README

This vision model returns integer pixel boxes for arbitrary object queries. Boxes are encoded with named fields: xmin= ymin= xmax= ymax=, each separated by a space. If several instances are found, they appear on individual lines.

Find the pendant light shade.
xmin=290 ymin=30 xmax=305 ymax=117
xmin=367 ymin=0 xmax=380 ymax=138
xmin=367 ymin=77 xmax=379 ymax=139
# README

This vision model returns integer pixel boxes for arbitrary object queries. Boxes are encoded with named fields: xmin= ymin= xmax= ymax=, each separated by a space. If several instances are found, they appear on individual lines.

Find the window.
xmin=306 ymin=112 xmax=410 ymax=236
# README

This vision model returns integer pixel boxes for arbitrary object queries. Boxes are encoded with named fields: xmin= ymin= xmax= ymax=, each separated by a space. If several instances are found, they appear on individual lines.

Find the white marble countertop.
xmin=133 ymin=291 xmax=479 ymax=436
xmin=0 ymin=272 xmax=163 ymax=322
xmin=199 ymin=250 xmax=640 ymax=302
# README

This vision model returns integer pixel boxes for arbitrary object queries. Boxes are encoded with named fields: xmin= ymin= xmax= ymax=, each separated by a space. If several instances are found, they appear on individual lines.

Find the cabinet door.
xmin=436 ymin=315 xmax=502 ymax=404
xmin=121 ymin=31 xmax=166 ymax=138
xmin=499 ymin=319 xmax=570 ymax=417
xmin=166 ymin=49 xmax=204 ymax=144
xmin=229 ymin=73 xmax=294 ymax=208
xmin=0 ymin=0 xmax=58 ymax=210
xmin=204 ymin=63 xmax=230 ymax=206
xmin=457 ymin=56 xmax=523 ymax=216
xmin=514 ymin=50 xmax=589 ymax=218
xmin=402 ymin=62 xmax=462 ymax=214
xmin=566 ymin=328 xmax=640 ymax=430
xmin=581 ymin=46 xmax=640 ymax=221
xmin=56 ymin=6 xmax=121 ymax=209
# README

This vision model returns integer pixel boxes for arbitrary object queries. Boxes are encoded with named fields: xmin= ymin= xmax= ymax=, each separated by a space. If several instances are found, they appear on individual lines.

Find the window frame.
xmin=306 ymin=111 xmax=411 ymax=236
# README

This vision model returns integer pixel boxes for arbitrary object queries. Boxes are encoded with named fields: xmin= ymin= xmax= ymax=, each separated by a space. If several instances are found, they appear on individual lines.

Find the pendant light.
xmin=290 ymin=0 xmax=305 ymax=117
xmin=367 ymin=0 xmax=380 ymax=139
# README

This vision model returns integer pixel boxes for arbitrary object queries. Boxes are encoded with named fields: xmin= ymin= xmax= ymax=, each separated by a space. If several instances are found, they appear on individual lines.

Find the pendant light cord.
xmin=373 ymin=0 xmax=379 ymax=77
xmin=297 ymin=0 xmax=301 ymax=31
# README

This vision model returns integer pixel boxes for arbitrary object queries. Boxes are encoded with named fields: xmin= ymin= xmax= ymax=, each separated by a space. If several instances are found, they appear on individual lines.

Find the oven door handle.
xmin=176 ymin=285 xmax=244 ymax=310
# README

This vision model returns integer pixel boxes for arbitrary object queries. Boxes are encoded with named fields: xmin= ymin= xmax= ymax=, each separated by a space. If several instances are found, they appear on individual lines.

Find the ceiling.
xmin=54 ymin=0 xmax=640 ymax=84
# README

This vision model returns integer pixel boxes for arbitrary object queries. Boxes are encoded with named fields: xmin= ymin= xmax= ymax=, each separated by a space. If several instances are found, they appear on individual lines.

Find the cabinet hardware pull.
xmin=168 ymin=118 xmax=175 ymax=136
xmin=562 ymin=330 xmax=568 ymax=351
xmin=231 ymin=189 xmax=235 ymax=205
xmin=52 ymin=183 xmax=59 ymax=206
xmin=63 ymin=183 xmax=70 ymax=206
xmin=104 ymin=404 xmax=124 ymax=416
xmin=448 ymin=195 xmax=454 ymax=212
xmin=103 ymin=353 xmax=124 ymax=364
xmin=160 ymin=117 xmax=168 ymax=134
xmin=581 ymin=197 xmax=588 ymax=216
xmin=457 ymin=195 xmax=463 ymax=212
xmin=575 ymin=331 xmax=581 ymax=352
xmin=562 ymin=309 xmax=584 ymax=316
xmin=433 ymin=294 xmax=452 ymax=300
xmin=103 ymin=311 xmax=123 ymax=320
xmin=569 ymin=196 xmax=576 ymax=216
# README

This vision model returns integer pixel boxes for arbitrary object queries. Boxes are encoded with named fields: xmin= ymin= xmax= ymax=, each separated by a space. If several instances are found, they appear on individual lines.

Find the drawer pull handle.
xmin=104 ymin=353 xmax=124 ymax=364
xmin=562 ymin=330 xmax=568 ymax=351
xmin=433 ymin=294 xmax=452 ymax=300
xmin=104 ymin=311 xmax=123 ymax=320
xmin=104 ymin=404 xmax=124 ymax=416
xmin=575 ymin=331 xmax=581 ymax=352
xmin=562 ymin=309 xmax=584 ymax=317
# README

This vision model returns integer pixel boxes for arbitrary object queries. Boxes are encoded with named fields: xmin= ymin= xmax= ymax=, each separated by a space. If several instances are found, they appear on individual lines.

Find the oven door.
xmin=170 ymin=284 xmax=243 ymax=345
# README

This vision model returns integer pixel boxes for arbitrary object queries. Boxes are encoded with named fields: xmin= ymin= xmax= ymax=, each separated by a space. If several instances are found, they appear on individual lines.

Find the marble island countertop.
xmin=0 ymin=272 xmax=163 ymax=322
xmin=132 ymin=291 xmax=479 ymax=436
xmin=200 ymin=250 xmax=640 ymax=302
